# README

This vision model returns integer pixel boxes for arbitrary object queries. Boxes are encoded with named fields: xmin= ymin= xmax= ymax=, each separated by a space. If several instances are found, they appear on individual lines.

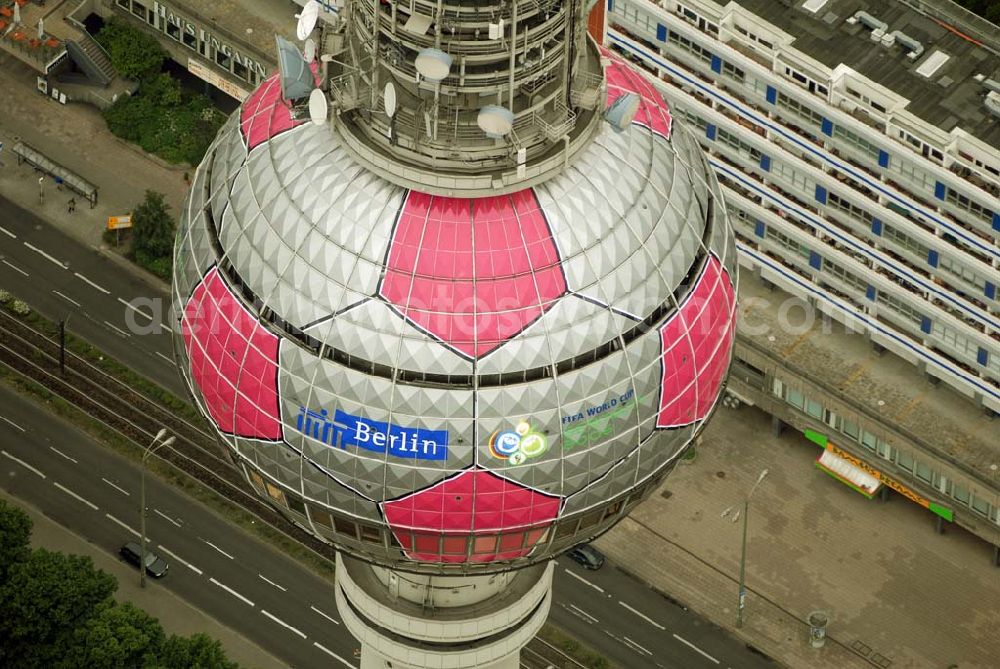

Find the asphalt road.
xmin=0 ymin=198 xmax=183 ymax=396
xmin=0 ymin=193 xmax=774 ymax=669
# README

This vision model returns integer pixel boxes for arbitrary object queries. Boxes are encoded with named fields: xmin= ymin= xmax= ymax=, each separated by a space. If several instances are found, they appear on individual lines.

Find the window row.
xmin=945 ymin=186 xmax=995 ymax=225
xmin=771 ymin=379 xmax=998 ymax=524
xmin=246 ymin=468 xmax=650 ymax=556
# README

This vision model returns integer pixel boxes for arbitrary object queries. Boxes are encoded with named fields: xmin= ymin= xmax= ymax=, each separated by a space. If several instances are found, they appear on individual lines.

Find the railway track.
xmin=0 ymin=306 xmax=339 ymax=565
xmin=0 ymin=305 xmax=607 ymax=668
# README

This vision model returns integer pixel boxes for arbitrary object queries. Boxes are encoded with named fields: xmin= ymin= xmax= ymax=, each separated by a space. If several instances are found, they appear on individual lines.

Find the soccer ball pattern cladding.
xmin=172 ymin=50 xmax=737 ymax=570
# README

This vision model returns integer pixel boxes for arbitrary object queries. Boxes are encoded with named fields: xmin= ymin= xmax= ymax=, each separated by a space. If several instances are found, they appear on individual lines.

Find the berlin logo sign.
xmin=295 ymin=407 xmax=448 ymax=461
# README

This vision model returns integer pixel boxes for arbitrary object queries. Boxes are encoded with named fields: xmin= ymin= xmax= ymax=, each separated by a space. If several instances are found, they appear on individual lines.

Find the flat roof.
xmin=166 ymin=0 xmax=297 ymax=67
xmin=738 ymin=272 xmax=997 ymax=484
xmin=737 ymin=0 xmax=1000 ymax=146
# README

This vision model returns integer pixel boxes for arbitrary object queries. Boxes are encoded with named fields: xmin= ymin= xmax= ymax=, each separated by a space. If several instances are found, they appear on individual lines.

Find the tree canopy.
xmin=0 ymin=499 xmax=31 ymax=582
xmin=0 ymin=500 xmax=241 ymax=669
xmin=94 ymin=16 xmax=166 ymax=81
xmin=97 ymin=18 xmax=227 ymax=167
xmin=131 ymin=190 xmax=176 ymax=279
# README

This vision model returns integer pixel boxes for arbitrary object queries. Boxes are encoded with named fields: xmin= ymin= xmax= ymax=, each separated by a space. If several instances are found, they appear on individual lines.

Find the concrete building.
xmin=601 ymin=0 xmax=1000 ymax=562
xmin=171 ymin=1 xmax=738 ymax=666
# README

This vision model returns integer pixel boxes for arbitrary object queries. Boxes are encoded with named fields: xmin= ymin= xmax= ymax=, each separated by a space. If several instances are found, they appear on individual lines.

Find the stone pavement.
xmin=0 ymin=49 xmax=186 ymax=292
xmin=596 ymin=404 xmax=1000 ymax=669
xmin=1 ymin=490 xmax=286 ymax=669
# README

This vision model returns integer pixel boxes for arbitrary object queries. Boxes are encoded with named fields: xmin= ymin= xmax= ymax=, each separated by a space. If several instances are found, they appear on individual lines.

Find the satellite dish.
xmin=296 ymin=0 xmax=320 ymax=41
xmin=604 ymin=93 xmax=641 ymax=133
xmin=275 ymin=35 xmax=315 ymax=101
xmin=414 ymin=48 xmax=452 ymax=82
xmin=384 ymin=82 xmax=397 ymax=119
xmin=308 ymin=88 xmax=328 ymax=126
xmin=303 ymin=38 xmax=317 ymax=62
xmin=477 ymin=105 xmax=515 ymax=137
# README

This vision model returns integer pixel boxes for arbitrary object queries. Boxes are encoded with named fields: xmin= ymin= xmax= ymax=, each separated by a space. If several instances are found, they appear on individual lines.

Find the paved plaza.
xmin=598 ymin=404 xmax=1000 ymax=669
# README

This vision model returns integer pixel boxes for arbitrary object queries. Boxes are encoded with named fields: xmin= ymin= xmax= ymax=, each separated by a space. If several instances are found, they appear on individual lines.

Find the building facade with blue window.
xmin=602 ymin=0 xmax=1000 ymax=558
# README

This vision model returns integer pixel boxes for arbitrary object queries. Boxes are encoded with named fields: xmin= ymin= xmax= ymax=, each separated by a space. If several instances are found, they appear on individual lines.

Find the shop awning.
xmin=816 ymin=448 xmax=882 ymax=498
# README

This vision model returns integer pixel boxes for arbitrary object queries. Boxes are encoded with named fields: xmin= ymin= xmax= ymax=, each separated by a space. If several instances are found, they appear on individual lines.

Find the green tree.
xmin=160 ymin=633 xmax=240 ymax=669
xmin=0 ymin=499 xmax=32 ymax=585
xmin=0 ymin=549 xmax=116 ymax=667
xmin=131 ymin=190 xmax=176 ymax=278
xmin=58 ymin=601 xmax=165 ymax=669
xmin=95 ymin=17 xmax=166 ymax=81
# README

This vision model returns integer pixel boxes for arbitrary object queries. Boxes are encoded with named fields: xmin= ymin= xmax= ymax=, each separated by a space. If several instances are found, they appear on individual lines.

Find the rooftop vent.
xmin=890 ymin=31 xmax=925 ymax=60
xmin=915 ymin=50 xmax=950 ymax=78
xmin=802 ymin=0 xmax=829 ymax=14
xmin=984 ymin=78 xmax=1000 ymax=94
xmin=985 ymin=91 xmax=1000 ymax=120
xmin=851 ymin=11 xmax=888 ymax=33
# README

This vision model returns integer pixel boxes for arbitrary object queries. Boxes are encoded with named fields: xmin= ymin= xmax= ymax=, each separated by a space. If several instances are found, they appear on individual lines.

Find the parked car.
xmin=566 ymin=543 xmax=605 ymax=570
xmin=120 ymin=541 xmax=169 ymax=578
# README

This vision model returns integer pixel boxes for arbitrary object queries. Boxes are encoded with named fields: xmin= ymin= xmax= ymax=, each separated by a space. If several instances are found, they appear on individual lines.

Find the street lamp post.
xmin=139 ymin=429 xmax=175 ymax=588
xmin=725 ymin=468 xmax=769 ymax=629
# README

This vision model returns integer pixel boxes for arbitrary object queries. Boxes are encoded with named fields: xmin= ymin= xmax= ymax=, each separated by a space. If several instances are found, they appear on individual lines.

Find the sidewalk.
xmin=1 ymin=490 xmax=286 ymax=669
xmin=0 ymin=50 xmax=184 ymax=292
xmin=596 ymin=404 xmax=1000 ymax=669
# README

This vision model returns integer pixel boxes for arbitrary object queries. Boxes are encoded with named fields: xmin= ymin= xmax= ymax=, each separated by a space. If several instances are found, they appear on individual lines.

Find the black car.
xmin=566 ymin=543 xmax=605 ymax=570
xmin=120 ymin=541 xmax=169 ymax=578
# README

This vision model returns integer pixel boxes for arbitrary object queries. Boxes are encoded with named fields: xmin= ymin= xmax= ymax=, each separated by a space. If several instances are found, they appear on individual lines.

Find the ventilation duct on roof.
xmin=890 ymin=31 xmax=925 ymax=60
xmin=851 ymin=11 xmax=888 ymax=33
xmin=985 ymin=91 xmax=1000 ymax=120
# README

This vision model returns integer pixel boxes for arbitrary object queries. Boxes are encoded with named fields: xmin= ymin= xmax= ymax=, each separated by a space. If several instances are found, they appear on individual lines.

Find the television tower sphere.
xmin=173 ymin=1 xmax=735 ymax=666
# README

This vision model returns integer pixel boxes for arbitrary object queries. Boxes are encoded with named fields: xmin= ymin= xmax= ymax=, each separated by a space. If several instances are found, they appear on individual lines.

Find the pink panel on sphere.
xmin=656 ymin=255 xmax=735 ymax=428
xmin=181 ymin=267 xmax=282 ymax=439
xmin=240 ymin=74 xmax=303 ymax=150
xmin=601 ymin=47 xmax=672 ymax=138
xmin=382 ymin=468 xmax=561 ymax=563
xmin=380 ymin=189 xmax=566 ymax=359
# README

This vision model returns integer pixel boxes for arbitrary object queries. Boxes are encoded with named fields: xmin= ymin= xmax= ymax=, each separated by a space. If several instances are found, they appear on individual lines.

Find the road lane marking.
xmin=49 ymin=446 xmax=78 ymax=463
xmin=153 ymin=509 xmax=181 ymax=527
xmin=310 ymin=605 xmax=341 ymax=625
xmin=619 ymin=601 xmax=666 ymax=630
xmin=103 ymin=320 xmax=130 ymax=338
xmin=568 ymin=603 xmax=599 ymax=624
xmin=1 ymin=416 xmax=26 ymax=432
xmin=623 ymin=636 xmax=653 ymax=656
xmin=53 ymin=482 xmax=99 ymax=510
xmin=156 ymin=544 xmax=203 ymax=575
xmin=117 ymin=297 xmax=153 ymax=322
xmin=74 ymin=272 xmax=110 ymax=294
xmin=101 ymin=478 xmax=129 ymax=496
xmin=673 ymin=634 xmax=720 ymax=665
xmin=312 ymin=642 xmax=355 ymax=668
xmin=202 ymin=539 xmax=235 ymax=560
xmin=23 ymin=242 xmax=67 ymax=268
xmin=210 ymin=578 xmax=254 ymax=607
xmin=155 ymin=351 xmax=174 ymax=366
xmin=261 ymin=610 xmax=306 ymax=639
xmin=259 ymin=573 xmax=287 ymax=592
xmin=0 ymin=225 xmax=15 ymax=238
xmin=105 ymin=513 xmax=140 ymax=538
xmin=1 ymin=259 xmax=28 ymax=277
xmin=563 ymin=568 xmax=605 ymax=593
xmin=53 ymin=290 xmax=81 ymax=307
xmin=2 ymin=450 xmax=46 ymax=478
